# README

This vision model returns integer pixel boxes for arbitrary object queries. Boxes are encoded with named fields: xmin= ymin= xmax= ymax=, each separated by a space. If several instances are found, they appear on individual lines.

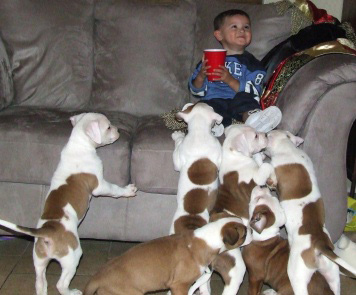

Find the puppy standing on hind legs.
xmin=265 ymin=130 xmax=356 ymax=295
xmin=169 ymin=102 xmax=223 ymax=295
xmin=0 ymin=113 xmax=137 ymax=295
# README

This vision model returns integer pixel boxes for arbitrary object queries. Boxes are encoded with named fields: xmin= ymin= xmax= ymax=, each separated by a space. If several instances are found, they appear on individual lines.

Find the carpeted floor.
xmin=0 ymin=235 xmax=355 ymax=294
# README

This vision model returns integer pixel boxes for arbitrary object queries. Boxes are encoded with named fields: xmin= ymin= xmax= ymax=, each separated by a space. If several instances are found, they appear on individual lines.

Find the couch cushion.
xmin=194 ymin=1 xmax=292 ymax=62
xmin=131 ymin=116 xmax=179 ymax=194
xmin=0 ymin=0 xmax=94 ymax=109
xmin=91 ymin=0 xmax=196 ymax=116
xmin=0 ymin=35 xmax=13 ymax=111
xmin=0 ymin=107 xmax=137 ymax=186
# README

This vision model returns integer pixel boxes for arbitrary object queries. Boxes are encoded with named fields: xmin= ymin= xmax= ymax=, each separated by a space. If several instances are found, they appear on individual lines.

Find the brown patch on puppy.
xmin=175 ymin=104 xmax=195 ymax=121
xmin=84 ymin=231 xmax=219 ymax=295
xmin=221 ymin=222 xmax=246 ymax=249
xmin=275 ymin=164 xmax=312 ymax=200
xmin=174 ymin=215 xmax=207 ymax=234
xmin=210 ymin=211 xmax=236 ymax=222
xmin=299 ymin=199 xmax=335 ymax=268
xmin=243 ymin=236 xmax=334 ymax=295
xmin=42 ymin=173 xmax=99 ymax=220
xmin=32 ymin=221 xmax=79 ymax=259
xmin=250 ymin=205 xmax=276 ymax=233
xmin=211 ymin=252 xmax=236 ymax=285
xmin=211 ymin=171 xmax=255 ymax=220
xmin=188 ymin=158 xmax=218 ymax=185
xmin=184 ymin=189 xmax=209 ymax=214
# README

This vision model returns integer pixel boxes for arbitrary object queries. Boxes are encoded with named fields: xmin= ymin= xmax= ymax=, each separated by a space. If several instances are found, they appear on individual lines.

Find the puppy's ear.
xmin=231 ymin=133 xmax=250 ymax=156
xmin=70 ymin=113 xmax=86 ymax=126
xmin=250 ymin=212 xmax=267 ymax=234
xmin=85 ymin=121 xmax=102 ymax=144
xmin=175 ymin=103 xmax=195 ymax=123
xmin=286 ymin=131 xmax=304 ymax=147
xmin=221 ymin=222 xmax=246 ymax=250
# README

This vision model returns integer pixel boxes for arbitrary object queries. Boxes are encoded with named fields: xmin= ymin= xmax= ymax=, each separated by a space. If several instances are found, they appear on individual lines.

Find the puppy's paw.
xmin=171 ymin=131 xmax=185 ymax=141
xmin=122 ymin=184 xmax=138 ymax=197
xmin=69 ymin=289 xmax=82 ymax=295
xmin=262 ymin=289 xmax=278 ymax=295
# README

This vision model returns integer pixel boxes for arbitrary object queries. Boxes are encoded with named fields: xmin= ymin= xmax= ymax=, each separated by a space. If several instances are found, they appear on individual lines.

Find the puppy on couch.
xmin=243 ymin=186 xmax=334 ymax=295
xmin=265 ymin=130 xmax=356 ymax=295
xmin=84 ymin=217 xmax=252 ymax=295
xmin=0 ymin=113 xmax=137 ymax=295
xmin=207 ymin=124 xmax=275 ymax=295
xmin=169 ymin=102 xmax=223 ymax=236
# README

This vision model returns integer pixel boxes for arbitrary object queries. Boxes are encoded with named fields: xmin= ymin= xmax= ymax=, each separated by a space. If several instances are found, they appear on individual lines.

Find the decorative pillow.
xmin=0 ymin=36 xmax=13 ymax=111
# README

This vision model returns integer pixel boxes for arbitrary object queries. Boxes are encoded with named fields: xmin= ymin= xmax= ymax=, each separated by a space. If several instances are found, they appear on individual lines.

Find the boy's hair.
xmin=214 ymin=9 xmax=250 ymax=31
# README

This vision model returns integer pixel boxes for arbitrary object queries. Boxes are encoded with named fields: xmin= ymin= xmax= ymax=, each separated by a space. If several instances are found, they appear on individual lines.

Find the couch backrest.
xmin=0 ymin=0 xmax=94 ymax=109
xmin=90 ymin=0 xmax=196 ymax=116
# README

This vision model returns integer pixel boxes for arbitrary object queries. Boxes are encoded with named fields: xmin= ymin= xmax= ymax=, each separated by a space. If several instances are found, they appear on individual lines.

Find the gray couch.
xmin=0 ymin=0 xmax=355 ymax=243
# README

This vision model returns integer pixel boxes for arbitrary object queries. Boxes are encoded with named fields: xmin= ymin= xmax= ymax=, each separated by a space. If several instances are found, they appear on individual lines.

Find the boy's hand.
xmin=197 ymin=59 xmax=210 ymax=80
xmin=211 ymin=65 xmax=240 ymax=92
xmin=193 ymin=59 xmax=210 ymax=89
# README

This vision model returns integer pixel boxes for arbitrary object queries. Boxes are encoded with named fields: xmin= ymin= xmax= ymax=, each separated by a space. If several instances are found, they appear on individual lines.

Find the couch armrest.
xmin=277 ymin=54 xmax=356 ymax=242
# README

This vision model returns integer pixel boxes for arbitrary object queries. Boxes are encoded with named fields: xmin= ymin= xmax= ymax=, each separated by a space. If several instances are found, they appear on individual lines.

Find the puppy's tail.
xmin=318 ymin=244 xmax=356 ymax=279
xmin=0 ymin=219 xmax=48 ymax=239
xmin=83 ymin=277 xmax=99 ymax=295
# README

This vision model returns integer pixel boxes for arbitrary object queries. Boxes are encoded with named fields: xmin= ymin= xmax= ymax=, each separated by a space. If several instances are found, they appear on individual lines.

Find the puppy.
xmin=207 ymin=124 xmax=275 ymax=295
xmin=84 ymin=217 xmax=252 ymax=295
xmin=243 ymin=186 xmax=334 ymax=295
xmin=0 ymin=113 xmax=137 ymax=295
xmin=169 ymin=102 xmax=223 ymax=295
xmin=265 ymin=130 xmax=356 ymax=295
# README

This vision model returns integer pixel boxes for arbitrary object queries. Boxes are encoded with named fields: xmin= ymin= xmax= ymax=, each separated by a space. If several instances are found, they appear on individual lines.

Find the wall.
xmin=263 ymin=0 xmax=344 ymax=21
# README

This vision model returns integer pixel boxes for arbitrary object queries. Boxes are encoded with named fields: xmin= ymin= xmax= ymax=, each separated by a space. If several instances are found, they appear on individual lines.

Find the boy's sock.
xmin=244 ymin=106 xmax=282 ymax=133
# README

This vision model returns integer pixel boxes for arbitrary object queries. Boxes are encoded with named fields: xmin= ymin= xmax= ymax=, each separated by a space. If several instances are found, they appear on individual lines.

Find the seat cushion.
xmin=0 ymin=0 xmax=94 ymax=109
xmin=0 ymin=107 xmax=137 ymax=186
xmin=131 ymin=116 xmax=179 ymax=194
xmin=91 ymin=0 xmax=195 ymax=115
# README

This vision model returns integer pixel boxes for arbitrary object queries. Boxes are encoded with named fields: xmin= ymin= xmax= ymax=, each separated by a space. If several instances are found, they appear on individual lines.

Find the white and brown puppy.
xmin=0 ymin=113 xmax=137 ymax=295
xmin=84 ymin=217 xmax=252 ymax=295
xmin=169 ymin=102 xmax=223 ymax=235
xmin=169 ymin=102 xmax=223 ymax=295
xmin=243 ymin=186 xmax=334 ymax=295
xmin=265 ymin=130 xmax=356 ymax=295
xmin=208 ymin=124 xmax=275 ymax=295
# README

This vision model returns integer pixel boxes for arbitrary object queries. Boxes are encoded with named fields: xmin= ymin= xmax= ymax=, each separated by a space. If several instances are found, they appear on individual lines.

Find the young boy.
xmin=189 ymin=9 xmax=282 ymax=136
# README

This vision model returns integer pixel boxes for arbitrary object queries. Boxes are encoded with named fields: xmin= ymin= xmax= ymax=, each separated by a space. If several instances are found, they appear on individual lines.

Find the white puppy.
xmin=266 ymin=130 xmax=356 ymax=295
xmin=169 ymin=102 xmax=223 ymax=295
xmin=208 ymin=124 xmax=275 ymax=295
xmin=0 ymin=113 xmax=137 ymax=295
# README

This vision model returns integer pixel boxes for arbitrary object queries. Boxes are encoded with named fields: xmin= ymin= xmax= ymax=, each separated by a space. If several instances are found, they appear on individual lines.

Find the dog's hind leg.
xmin=34 ymin=254 xmax=50 ymax=295
xmin=213 ymin=249 xmax=245 ymax=295
xmin=287 ymin=251 xmax=314 ymax=295
xmin=318 ymin=255 xmax=341 ymax=295
xmin=56 ymin=248 xmax=83 ymax=295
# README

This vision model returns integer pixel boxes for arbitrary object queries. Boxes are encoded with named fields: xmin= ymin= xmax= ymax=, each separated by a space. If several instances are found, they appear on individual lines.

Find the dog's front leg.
xmin=93 ymin=180 xmax=137 ymax=198
xmin=172 ymin=131 xmax=186 ymax=171
xmin=253 ymin=163 xmax=276 ymax=186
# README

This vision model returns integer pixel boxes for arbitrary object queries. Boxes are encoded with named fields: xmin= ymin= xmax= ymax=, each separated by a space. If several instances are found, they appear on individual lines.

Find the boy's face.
xmin=214 ymin=14 xmax=252 ymax=54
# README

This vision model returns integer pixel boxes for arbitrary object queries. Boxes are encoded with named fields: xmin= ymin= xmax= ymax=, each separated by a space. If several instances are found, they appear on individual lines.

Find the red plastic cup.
xmin=204 ymin=49 xmax=227 ymax=81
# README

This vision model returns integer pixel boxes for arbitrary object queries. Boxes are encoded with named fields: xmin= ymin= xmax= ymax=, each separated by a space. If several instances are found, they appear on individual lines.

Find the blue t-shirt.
xmin=188 ymin=51 xmax=266 ymax=102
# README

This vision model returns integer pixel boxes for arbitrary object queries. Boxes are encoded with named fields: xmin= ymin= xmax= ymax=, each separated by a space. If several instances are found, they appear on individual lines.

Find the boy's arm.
xmin=188 ymin=62 xmax=208 ymax=97
xmin=212 ymin=65 xmax=240 ymax=92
